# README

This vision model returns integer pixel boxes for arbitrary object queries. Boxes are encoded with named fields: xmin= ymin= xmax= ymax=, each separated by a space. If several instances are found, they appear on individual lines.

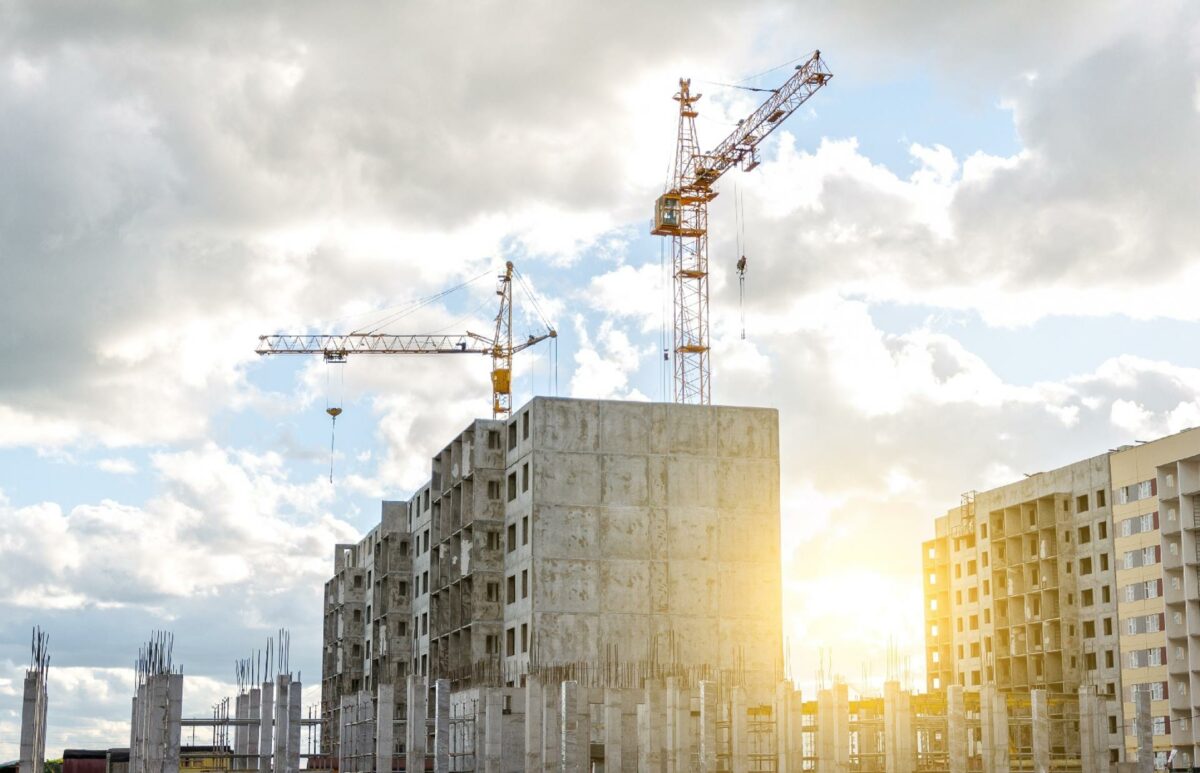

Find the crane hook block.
xmin=326 ymin=407 xmax=343 ymax=418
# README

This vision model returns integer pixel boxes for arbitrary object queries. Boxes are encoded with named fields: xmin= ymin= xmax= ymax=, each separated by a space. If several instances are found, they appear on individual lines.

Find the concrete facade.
xmin=320 ymin=396 xmax=783 ymax=764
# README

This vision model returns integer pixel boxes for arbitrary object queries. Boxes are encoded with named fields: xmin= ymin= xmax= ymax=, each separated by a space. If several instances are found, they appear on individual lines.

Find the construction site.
xmin=2 ymin=33 xmax=1178 ymax=773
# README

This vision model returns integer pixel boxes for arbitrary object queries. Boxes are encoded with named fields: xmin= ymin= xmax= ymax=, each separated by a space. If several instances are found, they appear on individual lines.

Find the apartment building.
xmin=1110 ymin=426 xmax=1200 ymax=769
xmin=923 ymin=455 xmax=1125 ymax=761
xmin=321 ymin=396 xmax=783 ymax=762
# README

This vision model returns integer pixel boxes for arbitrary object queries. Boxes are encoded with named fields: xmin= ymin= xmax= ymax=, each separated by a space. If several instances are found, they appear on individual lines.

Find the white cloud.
xmin=97 ymin=457 xmax=137 ymax=475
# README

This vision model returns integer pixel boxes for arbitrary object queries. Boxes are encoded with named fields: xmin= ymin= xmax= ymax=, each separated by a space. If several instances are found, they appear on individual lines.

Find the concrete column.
xmin=980 ymin=684 xmax=995 ymax=773
xmin=1135 ymin=688 xmax=1153 ymax=773
xmin=19 ymin=673 xmax=46 ymax=773
xmin=259 ymin=681 xmax=274 ymax=773
xmin=992 ymin=688 xmax=1009 ymax=773
xmin=789 ymin=688 xmax=804 ymax=773
xmin=665 ymin=677 xmax=680 ymax=773
xmin=235 ymin=693 xmax=250 ymax=761
xmin=818 ymin=688 xmax=835 ymax=773
xmin=543 ymin=679 xmax=561 ymax=772
xmin=526 ymin=675 xmax=544 ymax=771
xmin=604 ymin=688 xmax=623 ymax=773
xmin=129 ymin=694 xmax=141 ymax=773
xmin=287 ymin=680 xmax=301 ymax=773
xmin=1093 ymin=693 xmax=1111 ymax=773
xmin=561 ymin=681 xmax=581 ymax=773
xmin=1079 ymin=688 xmax=1098 ymax=773
xmin=405 ymin=676 xmax=427 ymax=773
xmin=884 ymin=681 xmax=914 ymax=773
xmin=376 ymin=683 xmax=395 ymax=773
xmin=247 ymin=687 xmax=261 ymax=760
xmin=166 ymin=674 xmax=183 ymax=773
xmin=1031 ymin=689 xmax=1049 ymax=773
xmin=144 ymin=675 xmax=166 ymax=773
xmin=645 ymin=679 xmax=665 ymax=773
xmin=484 ymin=688 xmax=503 ymax=773
xmin=339 ymin=695 xmax=353 ymax=773
xmin=775 ymin=683 xmax=791 ymax=773
xmin=948 ymin=685 xmax=966 ymax=773
xmin=699 ymin=682 xmax=718 ymax=773
xmin=637 ymin=703 xmax=649 ymax=773
xmin=835 ymin=683 xmax=850 ymax=773
xmin=274 ymin=676 xmax=290 ymax=773
xmin=433 ymin=678 xmax=451 ymax=773
xmin=731 ymin=685 xmax=748 ymax=773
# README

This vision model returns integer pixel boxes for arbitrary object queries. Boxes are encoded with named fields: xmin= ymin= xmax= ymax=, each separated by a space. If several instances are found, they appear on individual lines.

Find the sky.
xmin=3 ymin=0 xmax=1200 ymax=758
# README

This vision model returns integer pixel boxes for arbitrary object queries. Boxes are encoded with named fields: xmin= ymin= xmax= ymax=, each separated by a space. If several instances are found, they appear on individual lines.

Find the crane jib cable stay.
xmin=651 ymin=49 xmax=831 ymax=404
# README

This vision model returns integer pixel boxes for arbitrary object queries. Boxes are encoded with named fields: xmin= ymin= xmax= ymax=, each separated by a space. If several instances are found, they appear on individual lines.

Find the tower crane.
xmin=652 ymin=50 xmax=832 ymax=404
xmin=256 ymin=261 xmax=556 ymax=419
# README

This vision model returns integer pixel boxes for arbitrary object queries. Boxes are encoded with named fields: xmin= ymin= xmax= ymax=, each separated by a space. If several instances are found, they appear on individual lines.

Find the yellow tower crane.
xmin=652 ymin=50 xmax=832 ymax=404
xmin=256 ymin=261 xmax=556 ymax=419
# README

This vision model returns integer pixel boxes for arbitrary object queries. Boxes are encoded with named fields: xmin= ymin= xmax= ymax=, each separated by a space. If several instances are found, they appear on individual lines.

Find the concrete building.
xmin=923 ymin=455 xmax=1126 ymax=762
xmin=320 ymin=396 xmax=783 ymax=769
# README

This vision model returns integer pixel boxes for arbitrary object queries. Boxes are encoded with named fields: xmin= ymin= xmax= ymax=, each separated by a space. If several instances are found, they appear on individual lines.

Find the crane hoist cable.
xmin=325 ymin=361 xmax=345 ymax=484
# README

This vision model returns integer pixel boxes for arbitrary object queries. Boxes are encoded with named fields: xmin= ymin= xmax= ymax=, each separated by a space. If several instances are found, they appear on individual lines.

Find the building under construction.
xmin=320 ymin=396 xmax=1122 ymax=772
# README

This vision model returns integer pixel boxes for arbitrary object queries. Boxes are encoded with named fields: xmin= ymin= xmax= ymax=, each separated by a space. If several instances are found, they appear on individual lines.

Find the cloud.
xmin=97 ymin=457 xmax=137 ymax=475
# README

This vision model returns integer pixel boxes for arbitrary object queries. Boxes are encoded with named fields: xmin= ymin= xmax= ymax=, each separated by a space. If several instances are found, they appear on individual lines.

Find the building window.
xmin=506 ymin=627 xmax=516 ymax=656
xmin=522 ymin=411 xmax=530 ymax=440
xmin=507 ymin=524 xmax=517 ymax=553
xmin=1099 ymin=552 xmax=1109 ymax=571
xmin=1104 ymin=617 xmax=1114 ymax=636
xmin=521 ymin=623 xmax=528 ymax=653
xmin=1080 ymin=557 xmax=1092 ymax=575
xmin=1097 ymin=489 xmax=1106 ymax=508
xmin=486 ymin=582 xmax=500 ymax=602
xmin=522 ymin=515 xmax=529 ymax=545
xmin=1097 ymin=520 xmax=1107 ymax=539
xmin=954 ymin=564 xmax=962 ymax=579
xmin=487 ymin=480 xmax=501 ymax=500
xmin=1102 ymin=585 xmax=1111 ymax=604
xmin=486 ymin=634 xmax=499 ymax=654
xmin=488 ymin=430 xmax=501 ymax=449
xmin=1078 ymin=525 xmax=1091 ymax=544
xmin=1105 ymin=650 xmax=1115 ymax=669
xmin=421 ymin=613 xmax=428 ymax=635
xmin=967 ymin=560 xmax=976 ymax=576
xmin=507 ymin=472 xmax=517 ymax=501
xmin=522 ymin=462 xmax=530 ymax=493
xmin=508 ymin=422 xmax=517 ymax=450
xmin=1085 ymin=652 xmax=1097 ymax=670
xmin=507 ymin=575 xmax=516 ymax=604
xmin=522 ymin=569 xmax=529 ymax=599
xmin=1084 ymin=621 xmax=1096 ymax=638
xmin=1077 ymin=494 xmax=1090 ymax=513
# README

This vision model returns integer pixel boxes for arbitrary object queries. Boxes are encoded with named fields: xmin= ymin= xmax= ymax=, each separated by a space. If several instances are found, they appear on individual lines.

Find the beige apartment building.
xmin=924 ymin=455 xmax=1125 ymax=762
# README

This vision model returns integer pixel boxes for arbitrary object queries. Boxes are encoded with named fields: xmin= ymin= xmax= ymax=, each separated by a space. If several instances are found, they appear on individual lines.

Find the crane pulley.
xmin=652 ymin=50 xmax=832 ymax=404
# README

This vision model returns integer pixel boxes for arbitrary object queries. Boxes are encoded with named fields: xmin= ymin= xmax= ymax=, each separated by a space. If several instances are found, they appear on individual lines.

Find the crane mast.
xmin=652 ymin=50 xmax=832 ymax=404
xmin=256 ymin=262 xmax=555 ymax=418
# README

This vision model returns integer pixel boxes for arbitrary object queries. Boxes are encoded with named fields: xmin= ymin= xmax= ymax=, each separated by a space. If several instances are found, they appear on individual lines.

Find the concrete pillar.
xmin=166 ymin=674 xmax=183 ymax=773
xmin=19 ymin=673 xmax=46 ymax=773
xmin=637 ymin=702 xmax=649 ymax=773
xmin=948 ymin=685 xmax=966 ymax=773
xmin=992 ymin=688 xmax=1010 ymax=773
xmin=835 ymin=683 xmax=850 ymax=773
xmin=789 ymin=688 xmax=804 ymax=773
xmin=526 ymin=675 xmax=544 ymax=771
xmin=433 ymin=678 xmax=451 ymax=773
xmin=129 ymin=694 xmax=141 ymax=773
xmin=561 ymin=681 xmax=581 ymax=773
xmin=287 ymin=680 xmax=301 ymax=773
xmin=1093 ymin=692 xmax=1111 ymax=773
xmin=484 ymin=688 xmax=503 ymax=773
xmin=247 ymin=687 xmax=261 ymax=761
xmin=818 ymin=688 xmax=835 ymax=773
xmin=884 ymin=681 xmax=914 ymax=773
xmin=377 ymin=683 xmax=395 ymax=773
xmin=339 ymin=695 xmax=353 ymax=773
xmin=274 ymin=676 xmax=290 ymax=773
xmin=1135 ymin=688 xmax=1153 ymax=773
xmin=666 ymin=677 xmax=680 ymax=773
xmin=699 ymin=682 xmax=718 ymax=773
xmin=645 ymin=679 xmax=665 ymax=773
xmin=1031 ymin=689 xmax=1049 ymax=773
xmin=604 ymin=688 xmax=623 ymax=773
xmin=1080 ymin=687 xmax=1099 ymax=773
xmin=543 ymin=679 xmax=561 ymax=772
xmin=144 ymin=675 xmax=166 ymax=773
xmin=731 ymin=685 xmax=749 ymax=773
xmin=259 ymin=681 xmax=274 ymax=773
xmin=981 ymin=684 xmax=995 ymax=773
xmin=235 ymin=693 xmax=250 ymax=762
xmin=405 ymin=676 xmax=427 ymax=773
xmin=775 ymin=683 xmax=791 ymax=773
xmin=675 ymin=684 xmax=692 ymax=773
